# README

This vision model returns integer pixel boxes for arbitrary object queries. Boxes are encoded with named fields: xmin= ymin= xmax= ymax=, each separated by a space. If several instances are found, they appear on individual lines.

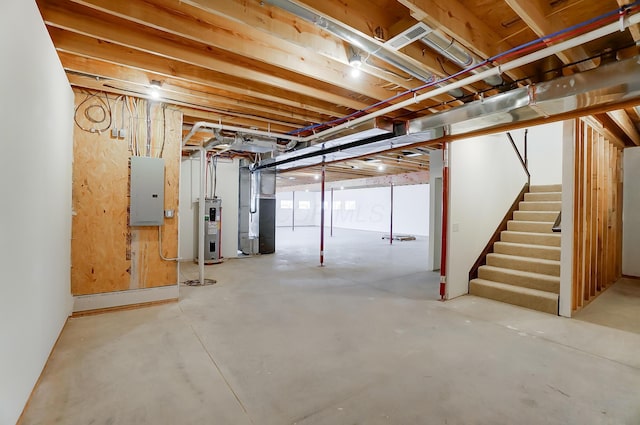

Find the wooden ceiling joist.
xmin=504 ymin=0 xmax=598 ymax=71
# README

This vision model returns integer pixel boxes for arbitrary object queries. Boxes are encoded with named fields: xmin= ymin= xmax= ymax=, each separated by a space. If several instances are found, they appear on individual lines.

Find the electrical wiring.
xmin=288 ymin=1 xmax=640 ymax=137
xmin=74 ymin=90 xmax=112 ymax=133
xmin=159 ymin=104 xmax=168 ymax=158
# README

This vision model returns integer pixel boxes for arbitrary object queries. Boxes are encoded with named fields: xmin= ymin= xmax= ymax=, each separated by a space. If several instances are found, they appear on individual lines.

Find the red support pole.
xmin=320 ymin=164 xmax=326 ymax=266
xmin=330 ymin=187 xmax=334 ymax=237
xmin=440 ymin=143 xmax=449 ymax=301
xmin=390 ymin=183 xmax=394 ymax=245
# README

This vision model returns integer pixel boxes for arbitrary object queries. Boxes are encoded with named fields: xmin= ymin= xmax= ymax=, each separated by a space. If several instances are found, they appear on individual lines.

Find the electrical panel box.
xmin=130 ymin=156 xmax=165 ymax=226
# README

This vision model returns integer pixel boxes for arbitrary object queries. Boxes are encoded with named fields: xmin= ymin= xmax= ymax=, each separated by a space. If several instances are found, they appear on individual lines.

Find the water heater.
xmin=196 ymin=197 xmax=222 ymax=264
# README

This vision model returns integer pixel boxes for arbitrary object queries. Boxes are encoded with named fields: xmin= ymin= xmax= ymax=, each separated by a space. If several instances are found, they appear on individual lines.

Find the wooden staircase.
xmin=469 ymin=184 xmax=562 ymax=314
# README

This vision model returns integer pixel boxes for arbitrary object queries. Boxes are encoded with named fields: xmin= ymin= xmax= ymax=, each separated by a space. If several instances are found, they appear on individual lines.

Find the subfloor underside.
xmin=22 ymin=228 xmax=640 ymax=425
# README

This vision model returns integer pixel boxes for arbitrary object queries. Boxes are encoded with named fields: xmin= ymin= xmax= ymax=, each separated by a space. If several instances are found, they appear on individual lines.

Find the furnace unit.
xmin=196 ymin=197 xmax=222 ymax=264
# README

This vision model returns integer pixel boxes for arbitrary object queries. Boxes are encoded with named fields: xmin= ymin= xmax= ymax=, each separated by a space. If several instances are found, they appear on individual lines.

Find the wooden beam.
xmin=57 ymin=52 xmax=347 ymax=120
xmin=397 ymin=0 xmax=528 ymax=81
xmin=184 ymin=0 xmax=461 ymax=104
xmin=504 ymin=0 xmax=598 ymax=71
xmin=606 ymin=109 xmax=640 ymax=146
xmin=40 ymin=0 xmax=381 ymax=113
xmin=50 ymin=28 xmax=370 ymax=119
xmin=68 ymin=75 xmax=297 ymax=133
xmin=64 ymin=0 xmax=421 ymax=108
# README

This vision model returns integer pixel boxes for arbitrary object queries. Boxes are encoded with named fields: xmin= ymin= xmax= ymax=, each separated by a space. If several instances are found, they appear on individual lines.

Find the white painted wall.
xmin=508 ymin=121 xmax=564 ymax=185
xmin=623 ymin=147 xmax=640 ymax=277
xmin=333 ymin=186 xmax=391 ymax=233
xmin=0 ymin=2 xmax=74 ymax=423
xmin=179 ymin=156 xmax=239 ymax=259
xmin=276 ymin=185 xmax=429 ymax=236
xmin=276 ymin=190 xmax=321 ymax=227
xmin=391 ymin=185 xmax=429 ymax=236
xmin=446 ymin=134 xmax=529 ymax=299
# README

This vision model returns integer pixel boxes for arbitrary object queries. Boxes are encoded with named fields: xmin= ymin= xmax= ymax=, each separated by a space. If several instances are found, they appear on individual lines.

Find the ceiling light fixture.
xmin=149 ymin=80 xmax=162 ymax=100
xmin=348 ymin=48 xmax=362 ymax=78
xmin=314 ymin=174 xmax=320 ymax=180
xmin=377 ymin=164 xmax=386 ymax=171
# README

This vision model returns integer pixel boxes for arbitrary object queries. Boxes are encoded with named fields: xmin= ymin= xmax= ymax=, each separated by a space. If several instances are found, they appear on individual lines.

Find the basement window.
xmin=333 ymin=201 xmax=342 ymax=210
xmin=345 ymin=201 xmax=356 ymax=211
xmin=298 ymin=201 xmax=311 ymax=210
xmin=280 ymin=200 xmax=293 ymax=209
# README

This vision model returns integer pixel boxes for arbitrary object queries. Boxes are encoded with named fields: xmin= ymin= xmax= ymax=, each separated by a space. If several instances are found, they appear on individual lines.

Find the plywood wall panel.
xmin=71 ymin=90 xmax=181 ymax=295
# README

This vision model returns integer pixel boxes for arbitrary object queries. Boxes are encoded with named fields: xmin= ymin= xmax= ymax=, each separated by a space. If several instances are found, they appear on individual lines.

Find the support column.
xmin=320 ymin=164 xmax=326 ymax=266
xmin=390 ymin=183 xmax=394 ymax=245
xmin=330 ymin=187 xmax=334 ymax=237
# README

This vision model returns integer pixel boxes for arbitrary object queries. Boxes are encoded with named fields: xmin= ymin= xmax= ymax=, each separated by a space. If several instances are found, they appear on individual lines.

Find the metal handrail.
xmin=552 ymin=212 xmax=562 ymax=233
xmin=506 ymin=131 xmax=530 ymax=186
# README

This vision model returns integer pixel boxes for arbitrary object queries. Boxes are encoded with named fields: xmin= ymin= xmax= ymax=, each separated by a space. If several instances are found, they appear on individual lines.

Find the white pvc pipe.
xmin=296 ymin=11 xmax=640 ymax=143
xmin=184 ymin=11 xmax=640 ymax=149
xmin=183 ymin=146 xmax=206 ymax=285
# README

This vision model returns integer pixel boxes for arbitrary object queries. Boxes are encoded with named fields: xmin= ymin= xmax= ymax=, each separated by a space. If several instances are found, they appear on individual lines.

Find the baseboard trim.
xmin=72 ymin=285 xmax=179 ymax=313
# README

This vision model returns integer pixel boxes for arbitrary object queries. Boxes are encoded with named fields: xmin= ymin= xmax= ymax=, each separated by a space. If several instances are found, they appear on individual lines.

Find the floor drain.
xmin=183 ymin=278 xmax=217 ymax=286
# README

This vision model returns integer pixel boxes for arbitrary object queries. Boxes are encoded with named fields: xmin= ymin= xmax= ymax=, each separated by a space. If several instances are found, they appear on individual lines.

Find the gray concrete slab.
xmin=21 ymin=228 xmax=640 ymax=425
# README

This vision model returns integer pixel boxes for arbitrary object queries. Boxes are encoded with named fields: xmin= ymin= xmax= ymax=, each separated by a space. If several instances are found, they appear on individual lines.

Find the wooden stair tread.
xmin=479 ymin=265 xmax=561 ymax=284
xmin=494 ymin=241 xmax=560 ymax=250
xmin=487 ymin=253 xmax=560 ymax=266
xmin=470 ymin=278 xmax=559 ymax=298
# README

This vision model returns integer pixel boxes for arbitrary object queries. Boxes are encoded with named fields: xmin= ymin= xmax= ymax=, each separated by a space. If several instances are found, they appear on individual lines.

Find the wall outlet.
xmin=111 ymin=128 xmax=118 ymax=138
xmin=118 ymin=128 xmax=127 ymax=139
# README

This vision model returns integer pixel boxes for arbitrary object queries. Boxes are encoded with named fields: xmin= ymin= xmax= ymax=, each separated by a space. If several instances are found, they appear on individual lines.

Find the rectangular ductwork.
xmin=409 ymin=55 xmax=640 ymax=137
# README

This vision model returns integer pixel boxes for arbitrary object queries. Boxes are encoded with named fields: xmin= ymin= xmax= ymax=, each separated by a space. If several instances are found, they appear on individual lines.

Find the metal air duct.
xmin=386 ymin=22 xmax=503 ymax=87
xmin=408 ymin=55 xmax=640 ymax=137
xmin=264 ymin=0 xmax=464 ymax=98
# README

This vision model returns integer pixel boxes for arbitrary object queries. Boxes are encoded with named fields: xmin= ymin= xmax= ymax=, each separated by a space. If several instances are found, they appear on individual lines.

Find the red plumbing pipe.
xmin=330 ymin=187 xmax=334 ymax=237
xmin=439 ymin=143 xmax=449 ymax=301
xmin=320 ymin=164 xmax=326 ymax=266
xmin=390 ymin=183 xmax=394 ymax=245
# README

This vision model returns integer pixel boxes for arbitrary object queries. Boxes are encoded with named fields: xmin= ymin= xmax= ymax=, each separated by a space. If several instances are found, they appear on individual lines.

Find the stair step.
xmin=486 ymin=253 xmax=560 ymax=276
xmin=500 ymin=230 xmax=561 ymax=247
xmin=519 ymin=201 xmax=562 ymax=212
xmin=478 ymin=265 xmax=560 ymax=293
xmin=469 ymin=279 xmax=558 ymax=314
xmin=513 ymin=210 xmax=560 ymax=222
xmin=494 ymin=241 xmax=561 ymax=261
xmin=507 ymin=220 xmax=554 ymax=233
xmin=530 ymin=184 xmax=562 ymax=193
xmin=524 ymin=192 xmax=562 ymax=202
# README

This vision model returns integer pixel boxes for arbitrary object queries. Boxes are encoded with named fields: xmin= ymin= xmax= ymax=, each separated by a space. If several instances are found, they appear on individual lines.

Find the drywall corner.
xmin=623 ymin=146 xmax=640 ymax=277
xmin=0 ymin=1 xmax=74 ymax=423
xmin=559 ymin=120 xmax=575 ymax=317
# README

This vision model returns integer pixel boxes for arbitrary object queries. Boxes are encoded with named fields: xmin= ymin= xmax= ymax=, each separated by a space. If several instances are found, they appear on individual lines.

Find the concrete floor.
xmin=574 ymin=277 xmax=640 ymax=335
xmin=22 ymin=228 xmax=640 ymax=425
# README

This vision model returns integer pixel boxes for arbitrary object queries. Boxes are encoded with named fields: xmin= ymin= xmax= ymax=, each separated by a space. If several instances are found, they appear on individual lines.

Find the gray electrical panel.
xmin=130 ymin=156 xmax=165 ymax=226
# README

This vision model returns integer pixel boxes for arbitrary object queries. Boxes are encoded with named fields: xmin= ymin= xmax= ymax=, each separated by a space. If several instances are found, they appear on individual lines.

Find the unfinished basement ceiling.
xmin=37 ymin=0 xmax=640 ymax=184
